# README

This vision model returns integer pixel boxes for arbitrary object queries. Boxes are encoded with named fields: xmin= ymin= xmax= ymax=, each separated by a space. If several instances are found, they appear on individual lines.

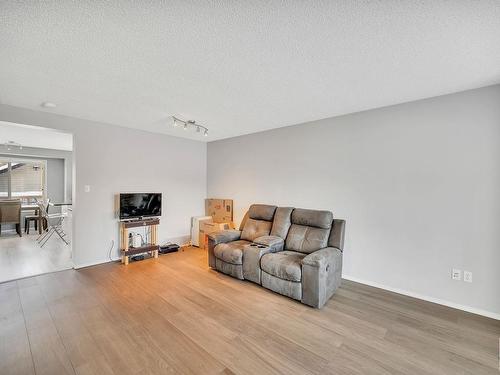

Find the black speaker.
xmin=159 ymin=243 xmax=180 ymax=254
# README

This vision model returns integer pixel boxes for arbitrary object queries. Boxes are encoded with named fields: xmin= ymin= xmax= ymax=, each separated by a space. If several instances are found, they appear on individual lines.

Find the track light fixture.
xmin=171 ymin=116 xmax=209 ymax=137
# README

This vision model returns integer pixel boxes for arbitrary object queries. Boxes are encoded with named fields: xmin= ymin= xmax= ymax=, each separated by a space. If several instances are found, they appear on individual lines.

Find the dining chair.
xmin=24 ymin=213 xmax=39 ymax=234
xmin=0 ymin=199 xmax=22 ymax=237
xmin=36 ymin=199 xmax=70 ymax=246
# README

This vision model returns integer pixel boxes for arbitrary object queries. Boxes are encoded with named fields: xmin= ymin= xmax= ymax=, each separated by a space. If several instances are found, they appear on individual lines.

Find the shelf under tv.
xmin=123 ymin=244 xmax=159 ymax=257
xmin=119 ymin=218 xmax=160 ymax=265
xmin=120 ymin=217 xmax=160 ymax=227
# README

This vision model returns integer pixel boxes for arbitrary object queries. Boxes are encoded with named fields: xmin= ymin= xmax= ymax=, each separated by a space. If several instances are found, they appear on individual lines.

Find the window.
xmin=0 ymin=159 xmax=45 ymax=201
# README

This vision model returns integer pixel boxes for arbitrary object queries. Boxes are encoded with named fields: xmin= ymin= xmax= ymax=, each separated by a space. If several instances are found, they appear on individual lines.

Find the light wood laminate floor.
xmin=0 ymin=232 xmax=72 ymax=283
xmin=0 ymin=246 xmax=498 ymax=375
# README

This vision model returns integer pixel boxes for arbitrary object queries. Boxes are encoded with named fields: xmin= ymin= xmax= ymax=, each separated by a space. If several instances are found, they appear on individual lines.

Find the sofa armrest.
xmin=302 ymin=247 xmax=342 ymax=270
xmin=207 ymin=230 xmax=241 ymax=269
xmin=301 ymin=247 xmax=343 ymax=308
xmin=252 ymin=235 xmax=284 ymax=251
xmin=208 ymin=230 xmax=241 ymax=245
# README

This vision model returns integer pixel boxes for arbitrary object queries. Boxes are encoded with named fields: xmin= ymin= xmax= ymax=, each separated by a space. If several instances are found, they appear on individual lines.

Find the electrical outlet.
xmin=452 ymin=268 xmax=462 ymax=281
xmin=84 ymin=185 xmax=91 ymax=193
xmin=464 ymin=271 xmax=472 ymax=283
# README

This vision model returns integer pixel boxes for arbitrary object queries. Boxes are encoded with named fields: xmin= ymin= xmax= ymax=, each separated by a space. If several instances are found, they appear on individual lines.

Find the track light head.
xmin=171 ymin=116 xmax=208 ymax=137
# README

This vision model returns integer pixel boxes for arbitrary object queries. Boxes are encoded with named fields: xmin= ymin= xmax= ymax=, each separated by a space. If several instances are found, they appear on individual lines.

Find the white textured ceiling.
xmin=0 ymin=121 xmax=73 ymax=151
xmin=1 ymin=1 xmax=499 ymax=142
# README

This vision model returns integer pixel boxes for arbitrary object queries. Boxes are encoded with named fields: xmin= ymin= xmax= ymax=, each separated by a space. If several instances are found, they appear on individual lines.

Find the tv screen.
xmin=119 ymin=193 xmax=162 ymax=220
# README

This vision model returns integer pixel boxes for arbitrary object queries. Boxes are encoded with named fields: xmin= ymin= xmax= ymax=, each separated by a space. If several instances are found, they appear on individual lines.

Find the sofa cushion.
xmin=240 ymin=218 xmax=272 ymax=242
xmin=215 ymin=258 xmax=244 ymax=279
xmin=270 ymin=207 xmax=293 ymax=239
xmin=261 ymin=251 xmax=306 ymax=282
xmin=238 ymin=211 xmax=249 ymax=231
xmin=214 ymin=240 xmax=251 ymax=265
xmin=291 ymin=208 xmax=333 ymax=229
xmin=285 ymin=225 xmax=330 ymax=254
xmin=261 ymin=271 xmax=302 ymax=301
xmin=248 ymin=204 xmax=277 ymax=221
xmin=328 ymin=219 xmax=346 ymax=251
xmin=284 ymin=208 xmax=334 ymax=254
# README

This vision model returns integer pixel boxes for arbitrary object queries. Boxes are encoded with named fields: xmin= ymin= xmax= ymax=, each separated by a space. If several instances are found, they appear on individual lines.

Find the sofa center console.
xmin=242 ymin=242 xmax=273 ymax=284
xmin=249 ymin=243 xmax=267 ymax=249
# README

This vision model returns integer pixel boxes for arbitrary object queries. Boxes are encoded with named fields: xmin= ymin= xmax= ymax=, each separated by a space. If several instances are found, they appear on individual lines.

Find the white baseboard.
xmin=161 ymin=234 xmax=191 ymax=247
xmin=342 ymin=274 xmax=500 ymax=321
xmin=74 ymin=257 xmax=120 ymax=269
xmin=74 ymin=235 xmax=190 ymax=270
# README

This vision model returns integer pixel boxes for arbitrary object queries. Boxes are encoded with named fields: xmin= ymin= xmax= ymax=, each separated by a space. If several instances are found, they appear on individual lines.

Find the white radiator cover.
xmin=190 ymin=216 xmax=213 ymax=246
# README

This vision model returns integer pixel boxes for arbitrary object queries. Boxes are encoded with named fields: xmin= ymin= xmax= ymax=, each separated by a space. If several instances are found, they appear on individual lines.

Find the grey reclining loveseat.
xmin=208 ymin=204 xmax=345 ymax=308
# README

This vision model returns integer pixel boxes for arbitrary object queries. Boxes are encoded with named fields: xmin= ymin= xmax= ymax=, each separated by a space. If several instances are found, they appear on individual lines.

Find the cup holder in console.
xmin=250 ymin=243 xmax=267 ymax=248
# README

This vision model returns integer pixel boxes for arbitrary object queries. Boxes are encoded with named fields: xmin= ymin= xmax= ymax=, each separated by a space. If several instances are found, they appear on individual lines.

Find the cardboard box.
xmin=205 ymin=199 xmax=233 ymax=223
xmin=199 ymin=221 xmax=234 ymax=249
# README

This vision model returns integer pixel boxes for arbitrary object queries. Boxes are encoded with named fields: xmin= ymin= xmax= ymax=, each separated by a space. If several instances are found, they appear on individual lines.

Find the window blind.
xmin=0 ymin=162 xmax=8 ymax=198
xmin=10 ymin=162 xmax=44 ymax=198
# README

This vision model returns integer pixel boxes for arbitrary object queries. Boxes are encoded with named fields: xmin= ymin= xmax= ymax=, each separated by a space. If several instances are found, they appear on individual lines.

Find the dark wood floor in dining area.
xmin=1 ymin=246 xmax=499 ymax=375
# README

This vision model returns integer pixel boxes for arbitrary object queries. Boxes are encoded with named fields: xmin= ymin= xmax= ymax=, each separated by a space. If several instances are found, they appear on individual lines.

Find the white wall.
xmin=0 ymin=120 xmax=72 ymax=151
xmin=46 ymin=158 xmax=65 ymax=204
xmin=208 ymin=85 xmax=500 ymax=318
xmin=0 ymin=104 xmax=207 ymax=268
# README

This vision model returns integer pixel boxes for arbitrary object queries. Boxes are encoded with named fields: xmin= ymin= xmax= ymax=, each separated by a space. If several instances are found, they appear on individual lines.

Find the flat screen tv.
xmin=119 ymin=193 xmax=162 ymax=220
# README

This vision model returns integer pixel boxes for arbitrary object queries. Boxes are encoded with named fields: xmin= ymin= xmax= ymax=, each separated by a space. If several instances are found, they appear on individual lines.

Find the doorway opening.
xmin=0 ymin=121 xmax=73 ymax=282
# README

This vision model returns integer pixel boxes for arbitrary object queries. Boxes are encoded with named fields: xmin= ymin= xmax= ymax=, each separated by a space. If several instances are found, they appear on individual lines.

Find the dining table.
xmin=48 ymin=202 xmax=73 ymax=207
xmin=49 ymin=202 xmax=73 ymax=212
xmin=21 ymin=202 xmax=72 ymax=234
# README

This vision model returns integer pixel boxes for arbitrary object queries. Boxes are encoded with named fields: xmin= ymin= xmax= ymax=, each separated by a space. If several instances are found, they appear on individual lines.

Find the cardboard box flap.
xmin=205 ymin=199 xmax=233 ymax=223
